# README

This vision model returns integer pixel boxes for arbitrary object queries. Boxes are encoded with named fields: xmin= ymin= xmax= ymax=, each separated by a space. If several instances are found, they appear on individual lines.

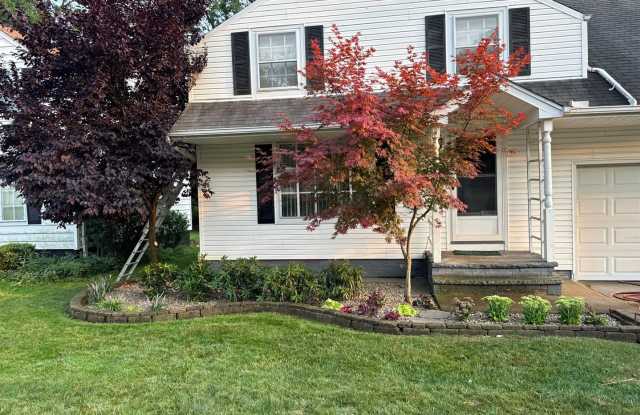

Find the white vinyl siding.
xmin=505 ymin=126 xmax=640 ymax=276
xmin=197 ymin=142 xmax=428 ymax=260
xmin=190 ymin=0 xmax=585 ymax=102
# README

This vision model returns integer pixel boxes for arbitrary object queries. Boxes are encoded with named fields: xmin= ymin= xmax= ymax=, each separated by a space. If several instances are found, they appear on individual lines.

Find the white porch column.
xmin=430 ymin=125 xmax=443 ymax=264
xmin=541 ymin=120 xmax=554 ymax=261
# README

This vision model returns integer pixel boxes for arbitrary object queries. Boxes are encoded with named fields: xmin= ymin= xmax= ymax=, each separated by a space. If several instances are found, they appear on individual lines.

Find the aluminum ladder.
xmin=525 ymin=128 xmax=545 ymax=256
xmin=117 ymin=184 xmax=185 ymax=281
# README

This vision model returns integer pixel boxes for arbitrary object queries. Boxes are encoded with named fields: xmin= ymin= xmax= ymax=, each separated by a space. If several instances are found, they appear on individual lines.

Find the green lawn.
xmin=0 ymin=282 xmax=639 ymax=414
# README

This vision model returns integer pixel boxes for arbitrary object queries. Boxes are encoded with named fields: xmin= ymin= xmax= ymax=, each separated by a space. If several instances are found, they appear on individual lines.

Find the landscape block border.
xmin=69 ymin=290 xmax=640 ymax=344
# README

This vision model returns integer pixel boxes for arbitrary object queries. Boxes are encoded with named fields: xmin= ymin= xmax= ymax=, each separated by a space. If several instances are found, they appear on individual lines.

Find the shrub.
xmin=261 ymin=263 xmax=321 ymax=304
xmin=140 ymin=263 xmax=177 ymax=297
xmin=0 ymin=243 xmax=36 ymax=271
xmin=520 ymin=295 xmax=551 ymax=325
xmin=454 ymin=297 xmax=475 ymax=321
xmin=357 ymin=289 xmax=385 ymax=317
xmin=87 ymin=275 xmax=116 ymax=303
xmin=15 ymin=255 xmax=119 ymax=283
xmin=339 ymin=305 xmax=354 ymax=314
xmin=583 ymin=306 xmax=608 ymax=326
xmin=383 ymin=310 xmax=401 ymax=321
xmin=319 ymin=260 xmax=364 ymax=300
xmin=95 ymin=298 xmax=122 ymax=312
xmin=149 ymin=293 xmax=167 ymax=312
xmin=158 ymin=210 xmax=189 ymax=248
xmin=555 ymin=296 xmax=586 ymax=325
xmin=85 ymin=216 xmax=145 ymax=257
xmin=210 ymin=257 xmax=267 ymax=301
xmin=174 ymin=255 xmax=213 ymax=301
xmin=483 ymin=295 xmax=513 ymax=322
xmin=396 ymin=303 xmax=418 ymax=317
xmin=322 ymin=299 xmax=343 ymax=311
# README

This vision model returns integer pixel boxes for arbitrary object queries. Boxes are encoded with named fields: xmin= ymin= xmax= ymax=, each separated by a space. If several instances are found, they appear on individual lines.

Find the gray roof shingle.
xmin=520 ymin=0 xmax=639 ymax=106
xmin=174 ymin=0 xmax=639 ymax=134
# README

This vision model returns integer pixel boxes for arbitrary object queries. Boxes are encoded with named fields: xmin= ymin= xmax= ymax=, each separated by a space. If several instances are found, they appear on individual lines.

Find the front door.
xmin=450 ymin=150 xmax=503 ymax=245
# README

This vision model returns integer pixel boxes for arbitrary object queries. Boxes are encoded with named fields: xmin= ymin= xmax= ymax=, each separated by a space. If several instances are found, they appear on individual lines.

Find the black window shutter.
xmin=231 ymin=31 xmax=251 ymax=95
xmin=255 ymin=144 xmax=275 ymax=224
xmin=509 ymin=8 xmax=531 ymax=76
xmin=305 ymin=25 xmax=324 ymax=91
xmin=26 ymin=203 xmax=42 ymax=225
xmin=425 ymin=15 xmax=446 ymax=73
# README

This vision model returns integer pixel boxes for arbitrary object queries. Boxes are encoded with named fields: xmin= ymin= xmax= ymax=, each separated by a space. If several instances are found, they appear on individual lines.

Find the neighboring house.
xmin=0 ymin=27 xmax=80 ymax=252
xmin=172 ymin=0 xmax=640 ymax=283
xmin=0 ymin=27 xmax=192 ymax=251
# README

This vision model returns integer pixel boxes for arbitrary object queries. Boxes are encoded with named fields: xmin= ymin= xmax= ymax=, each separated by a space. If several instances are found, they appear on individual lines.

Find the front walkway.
xmin=562 ymin=280 xmax=640 ymax=315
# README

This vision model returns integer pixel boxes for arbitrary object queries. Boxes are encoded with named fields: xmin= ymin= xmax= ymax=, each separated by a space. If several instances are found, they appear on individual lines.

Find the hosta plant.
xmin=520 ymin=295 xmax=551 ymax=325
xmin=483 ymin=295 xmax=513 ymax=323
xmin=555 ymin=296 xmax=586 ymax=325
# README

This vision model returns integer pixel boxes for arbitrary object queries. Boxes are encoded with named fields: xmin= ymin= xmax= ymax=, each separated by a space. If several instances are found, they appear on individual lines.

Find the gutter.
xmin=588 ymin=66 xmax=638 ymax=106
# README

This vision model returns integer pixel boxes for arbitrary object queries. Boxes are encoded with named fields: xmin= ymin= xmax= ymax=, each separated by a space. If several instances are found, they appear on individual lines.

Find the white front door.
xmin=576 ymin=164 xmax=640 ymax=280
xmin=450 ymin=149 xmax=504 ymax=246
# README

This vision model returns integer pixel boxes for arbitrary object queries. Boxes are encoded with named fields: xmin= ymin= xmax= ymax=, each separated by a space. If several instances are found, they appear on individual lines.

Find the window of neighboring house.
xmin=278 ymin=144 xmax=351 ymax=219
xmin=453 ymin=14 xmax=500 ymax=73
xmin=0 ymin=187 xmax=26 ymax=221
xmin=257 ymin=32 xmax=299 ymax=89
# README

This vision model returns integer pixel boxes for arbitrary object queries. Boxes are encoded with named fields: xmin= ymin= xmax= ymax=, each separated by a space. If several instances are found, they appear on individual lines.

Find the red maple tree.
xmin=272 ymin=26 xmax=529 ymax=302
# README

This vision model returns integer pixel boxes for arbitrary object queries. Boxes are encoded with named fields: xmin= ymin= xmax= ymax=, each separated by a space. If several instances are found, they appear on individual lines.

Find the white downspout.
xmin=588 ymin=66 xmax=638 ymax=106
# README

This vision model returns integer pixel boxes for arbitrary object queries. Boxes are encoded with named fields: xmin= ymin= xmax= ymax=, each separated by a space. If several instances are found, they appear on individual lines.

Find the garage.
xmin=576 ymin=164 xmax=640 ymax=280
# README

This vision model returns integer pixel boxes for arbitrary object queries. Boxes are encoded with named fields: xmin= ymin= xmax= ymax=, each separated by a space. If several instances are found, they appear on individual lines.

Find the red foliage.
xmin=270 ymin=25 xmax=529 ymax=300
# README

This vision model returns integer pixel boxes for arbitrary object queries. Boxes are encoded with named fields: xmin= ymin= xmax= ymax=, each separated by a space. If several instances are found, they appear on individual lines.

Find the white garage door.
xmin=576 ymin=164 xmax=640 ymax=280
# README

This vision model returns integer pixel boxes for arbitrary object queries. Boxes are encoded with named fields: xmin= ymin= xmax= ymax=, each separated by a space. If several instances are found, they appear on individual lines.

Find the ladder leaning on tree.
xmin=116 ymin=183 xmax=186 ymax=282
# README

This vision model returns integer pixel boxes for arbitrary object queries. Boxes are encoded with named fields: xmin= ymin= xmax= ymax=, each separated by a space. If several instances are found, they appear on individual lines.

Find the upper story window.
xmin=0 ymin=187 xmax=26 ymax=222
xmin=454 ymin=15 xmax=499 ymax=57
xmin=448 ymin=10 xmax=505 ymax=74
xmin=257 ymin=32 xmax=298 ymax=89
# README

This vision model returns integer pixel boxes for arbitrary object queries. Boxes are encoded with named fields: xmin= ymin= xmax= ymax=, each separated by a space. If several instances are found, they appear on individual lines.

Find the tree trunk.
xmin=404 ymin=236 xmax=413 ymax=304
xmin=148 ymin=194 xmax=160 ymax=264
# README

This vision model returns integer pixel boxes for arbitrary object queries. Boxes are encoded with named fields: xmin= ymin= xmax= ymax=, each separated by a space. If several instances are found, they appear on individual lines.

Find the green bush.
xmin=520 ymin=295 xmax=551 ymax=325
xmin=261 ymin=263 xmax=321 ymax=304
xmin=396 ymin=303 xmax=418 ymax=317
xmin=322 ymin=299 xmax=343 ymax=311
xmin=209 ymin=257 xmax=267 ymax=301
xmin=555 ymin=296 xmax=585 ymax=325
xmin=583 ymin=306 xmax=608 ymax=326
xmin=174 ymin=255 xmax=213 ymax=301
xmin=0 ymin=243 xmax=36 ymax=271
xmin=140 ymin=263 xmax=178 ymax=297
xmin=319 ymin=260 xmax=364 ymax=300
xmin=21 ymin=255 xmax=117 ymax=278
xmin=158 ymin=211 xmax=189 ymax=248
xmin=85 ymin=216 xmax=145 ymax=257
xmin=483 ymin=295 xmax=513 ymax=322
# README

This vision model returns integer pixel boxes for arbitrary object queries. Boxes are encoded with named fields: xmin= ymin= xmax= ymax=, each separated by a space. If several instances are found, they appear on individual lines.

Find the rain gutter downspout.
xmin=588 ymin=66 xmax=638 ymax=106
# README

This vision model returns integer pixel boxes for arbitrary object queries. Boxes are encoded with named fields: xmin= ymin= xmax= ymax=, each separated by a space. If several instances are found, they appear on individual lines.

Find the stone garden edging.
xmin=69 ymin=290 xmax=640 ymax=344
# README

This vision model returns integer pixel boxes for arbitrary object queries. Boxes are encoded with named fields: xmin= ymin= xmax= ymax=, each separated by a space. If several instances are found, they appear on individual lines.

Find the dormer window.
xmin=257 ymin=32 xmax=299 ymax=89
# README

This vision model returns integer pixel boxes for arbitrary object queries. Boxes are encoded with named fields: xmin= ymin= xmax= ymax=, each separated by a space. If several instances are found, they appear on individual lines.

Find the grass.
xmin=0 ymin=281 xmax=639 ymax=414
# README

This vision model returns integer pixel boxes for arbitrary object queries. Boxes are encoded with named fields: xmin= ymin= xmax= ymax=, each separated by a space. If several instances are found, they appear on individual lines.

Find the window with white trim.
xmin=0 ymin=187 xmax=26 ymax=221
xmin=278 ymin=144 xmax=351 ymax=219
xmin=453 ymin=14 xmax=500 ymax=73
xmin=257 ymin=32 xmax=298 ymax=89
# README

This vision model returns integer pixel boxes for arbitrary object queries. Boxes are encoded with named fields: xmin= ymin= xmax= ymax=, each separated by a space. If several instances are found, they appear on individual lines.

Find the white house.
xmin=0 ymin=28 xmax=80 ymax=251
xmin=172 ymin=0 xmax=640 ymax=283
